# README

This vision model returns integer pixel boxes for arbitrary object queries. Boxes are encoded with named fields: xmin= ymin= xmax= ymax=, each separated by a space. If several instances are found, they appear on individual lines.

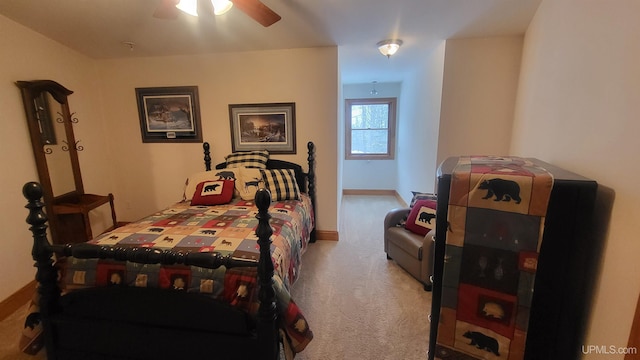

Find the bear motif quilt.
xmin=434 ymin=156 xmax=553 ymax=360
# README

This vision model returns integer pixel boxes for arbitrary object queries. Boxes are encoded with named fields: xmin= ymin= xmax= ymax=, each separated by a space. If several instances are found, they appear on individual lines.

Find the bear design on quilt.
xmin=463 ymin=331 xmax=500 ymax=356
xmin=478 ymin=178 xmax=521 ymax=204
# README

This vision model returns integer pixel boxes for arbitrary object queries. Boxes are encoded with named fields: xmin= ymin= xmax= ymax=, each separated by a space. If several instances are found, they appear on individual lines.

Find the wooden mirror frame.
xmin=17 ymin=80 xmax=84 ymax=243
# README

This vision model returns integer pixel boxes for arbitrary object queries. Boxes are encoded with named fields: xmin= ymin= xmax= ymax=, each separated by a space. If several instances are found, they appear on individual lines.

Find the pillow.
xmin=405 ymin=199 xmax=437 ymax=236
xmin=190 ymin=180 xmax=235 ymax=206
xmin=409 ymin=191 xmax=437 ymax=208
xmin=260 ymin=169 xmax=300 ymax=201
xmin=183 ymin=170 xmax=240 ymax=201
xmin=235 ymin=167 xmax=265 ymax=200
xmin=225 ymin=150 xmax=269 ymax=169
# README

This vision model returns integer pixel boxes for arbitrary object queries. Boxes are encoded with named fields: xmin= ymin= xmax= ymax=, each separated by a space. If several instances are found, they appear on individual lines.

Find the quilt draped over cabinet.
xmin=435 ymin=156 xmax=553 ymax=360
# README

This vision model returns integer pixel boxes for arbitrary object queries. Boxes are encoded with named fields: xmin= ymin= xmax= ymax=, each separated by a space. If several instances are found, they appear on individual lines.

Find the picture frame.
xmin=135 ymin=86 xmax=202 ymax=143
xmin=228 ymin=102 xmax=296 ymax=154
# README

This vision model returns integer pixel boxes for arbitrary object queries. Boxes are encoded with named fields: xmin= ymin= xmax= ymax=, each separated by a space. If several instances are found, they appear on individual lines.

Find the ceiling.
xmin=0 ymin=0 xmax=541 ymax=84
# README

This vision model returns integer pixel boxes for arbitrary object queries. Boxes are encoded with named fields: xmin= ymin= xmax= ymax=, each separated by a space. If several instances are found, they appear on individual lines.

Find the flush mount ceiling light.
xmin=377 ymin=39 xmax=403 ymax=58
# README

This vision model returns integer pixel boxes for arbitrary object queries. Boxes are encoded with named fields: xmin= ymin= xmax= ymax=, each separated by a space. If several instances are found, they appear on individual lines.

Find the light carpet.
xmin=292 ymin=195 xmax=431 ymax=359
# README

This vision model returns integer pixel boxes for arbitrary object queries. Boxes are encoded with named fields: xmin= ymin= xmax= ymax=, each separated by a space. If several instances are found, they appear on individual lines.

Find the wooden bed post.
xmin=23 ymin=182 xmax=59 ymax=360
xmin=307 ymin=141 xmax=316 ymax=242
xmin=255 ymin=188 xmax=279 ymax=359
xmin=203 ymin=142 xmax=211 ymax=171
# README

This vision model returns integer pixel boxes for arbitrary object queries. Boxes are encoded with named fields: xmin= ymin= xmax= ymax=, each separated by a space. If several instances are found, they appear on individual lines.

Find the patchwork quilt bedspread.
xmin=69 ymin=194 xmax=313 ymax=291
xmin=21 ymin=194 xmax=314 ymax=356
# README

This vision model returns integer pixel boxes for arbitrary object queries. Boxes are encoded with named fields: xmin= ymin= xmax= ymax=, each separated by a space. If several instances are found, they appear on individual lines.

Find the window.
xmin=345 ymin=98 xmax=397 ymax=160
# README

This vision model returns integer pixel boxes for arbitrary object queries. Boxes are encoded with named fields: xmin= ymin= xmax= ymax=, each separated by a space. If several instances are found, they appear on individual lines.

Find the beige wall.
xmin=437 ymin=36 xmax=523 ymax=168
xmin=512 ymin=0 xmax=640 ymax=356
xmin=0 ymin=14 xmax=111 ymax=300
xmin=96 ymin=48 xmax=339 ymax=232
xmin=1 ymin=13 xmax=339 ymax=302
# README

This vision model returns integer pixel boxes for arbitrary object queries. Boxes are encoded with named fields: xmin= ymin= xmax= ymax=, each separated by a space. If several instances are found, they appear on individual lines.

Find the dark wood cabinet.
xmin=429 ymin=157 xmax=599 ymax=360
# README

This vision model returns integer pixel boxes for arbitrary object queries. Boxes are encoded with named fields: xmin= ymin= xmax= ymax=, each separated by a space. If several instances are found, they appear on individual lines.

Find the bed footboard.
xmin=23 ymin=182 xmax=280 ymax=360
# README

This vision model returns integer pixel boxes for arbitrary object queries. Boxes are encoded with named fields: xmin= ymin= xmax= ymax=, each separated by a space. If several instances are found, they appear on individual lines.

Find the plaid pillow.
xmin=225 ymin=150 xmax=269 ymax=169
xmin=260 ymin=169 xmax=300 ymax=201
xmin=409 ymin=191 xmax=437 ymax=208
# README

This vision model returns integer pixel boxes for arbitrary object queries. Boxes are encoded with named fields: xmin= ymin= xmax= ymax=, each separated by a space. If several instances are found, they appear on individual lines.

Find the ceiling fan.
xmin=153 ymin=0 xmax=281 ymax=27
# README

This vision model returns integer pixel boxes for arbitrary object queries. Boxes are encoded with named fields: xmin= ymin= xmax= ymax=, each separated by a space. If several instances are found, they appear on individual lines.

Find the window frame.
xmin=345 ymin=97 xmax=397 ymax=160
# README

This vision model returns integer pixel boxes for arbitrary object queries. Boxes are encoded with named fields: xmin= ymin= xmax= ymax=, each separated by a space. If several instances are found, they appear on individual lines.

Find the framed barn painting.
xmin=135 ymin=86 xmax=202 ymax=143
xmin=228 ymin=102 xmax=296 ymax=154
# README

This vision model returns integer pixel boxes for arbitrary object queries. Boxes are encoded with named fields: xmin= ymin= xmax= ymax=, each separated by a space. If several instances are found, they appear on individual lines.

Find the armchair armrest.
xmin=422 ymin=229 xmax=436 ymax=250
xmin=384 ymin=208 xmax=410 ymax=229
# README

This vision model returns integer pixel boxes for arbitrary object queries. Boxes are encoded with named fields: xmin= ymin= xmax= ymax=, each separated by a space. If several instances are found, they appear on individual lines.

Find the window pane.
xmin=351 ymin=129 xmax=388 ymax=154
xmin=345 ymin=97 xmax=396 ymax=160
xmin=351 ymin=104 xmax=389 ymax=129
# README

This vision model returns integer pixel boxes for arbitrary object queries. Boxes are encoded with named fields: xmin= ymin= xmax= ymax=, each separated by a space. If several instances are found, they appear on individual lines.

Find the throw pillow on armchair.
xmin=405 ymin=199 xmax=437 ymax=236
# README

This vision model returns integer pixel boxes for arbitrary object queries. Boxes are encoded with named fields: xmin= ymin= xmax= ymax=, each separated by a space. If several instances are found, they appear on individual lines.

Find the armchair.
xmin=384 ymin=208 xmax=435 ymax=291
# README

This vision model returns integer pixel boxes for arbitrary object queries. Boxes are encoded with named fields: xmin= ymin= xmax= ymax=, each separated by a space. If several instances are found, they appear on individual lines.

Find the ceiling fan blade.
xmin=232 ymin=0 xmax=281 ymax=27
xmin=153 ymin=0 xmax=180 ymax=19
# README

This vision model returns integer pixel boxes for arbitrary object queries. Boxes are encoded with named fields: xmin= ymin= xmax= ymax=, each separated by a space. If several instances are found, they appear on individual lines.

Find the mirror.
xmin=17 ymin=80 xmax=85 ymax=243
xmin=41 ymin=92 xmax=76 ymax=196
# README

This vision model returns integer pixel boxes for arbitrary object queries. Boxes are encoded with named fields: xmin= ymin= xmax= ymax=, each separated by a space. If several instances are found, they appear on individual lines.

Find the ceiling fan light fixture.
xmin=176 ymin=0 xmax=199 ymax=16
xmin=377 ymin=39 xmax=403 ymax=58
xmin=211 ymin=0 xmax=233 ymax=15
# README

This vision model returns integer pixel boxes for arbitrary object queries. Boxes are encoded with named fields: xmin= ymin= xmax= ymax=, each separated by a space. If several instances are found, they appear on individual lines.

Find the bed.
xmin=21 ymin=142 xmax=316 ymax=360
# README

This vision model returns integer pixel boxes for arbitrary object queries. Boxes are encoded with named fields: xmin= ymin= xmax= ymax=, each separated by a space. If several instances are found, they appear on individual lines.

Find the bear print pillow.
xmin=405 ymin=199 xmax=437 ymax=236
xmin=190 ymin=180 xmax=235 ymax=206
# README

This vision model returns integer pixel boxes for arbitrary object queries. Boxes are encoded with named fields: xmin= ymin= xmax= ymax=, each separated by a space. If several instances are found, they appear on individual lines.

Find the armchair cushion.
xmin=386 ymin=227 xmax=424 ymax=260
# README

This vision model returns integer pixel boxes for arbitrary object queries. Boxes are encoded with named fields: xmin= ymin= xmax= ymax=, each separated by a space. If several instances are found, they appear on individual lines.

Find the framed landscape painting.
xmin=228 ymin=102 xmax=296 ymax=154
xmin=136 ymin=86 xmax=202 ymax=143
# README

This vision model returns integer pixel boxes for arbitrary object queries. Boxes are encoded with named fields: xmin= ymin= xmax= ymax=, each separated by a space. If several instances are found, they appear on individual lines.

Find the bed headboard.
xmin=205 ymin=142 xmax=316 ymax=195
xmin=204 ymin=142 xmax=317 ymax=243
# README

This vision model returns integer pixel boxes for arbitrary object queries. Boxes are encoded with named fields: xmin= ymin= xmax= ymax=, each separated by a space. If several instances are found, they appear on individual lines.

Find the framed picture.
xmin=228 ymin=102 xmax=296 ymax=154
xmin=135 ymin=86 xmax=202 ymax=143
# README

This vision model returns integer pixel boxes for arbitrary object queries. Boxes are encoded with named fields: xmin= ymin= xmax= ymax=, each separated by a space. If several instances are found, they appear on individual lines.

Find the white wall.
xmin=512 ymin=0 xmax=640 ymax=356
xmin=396 ymin=42 xmax=446 ymax=204
xmin=437 ymin=36 xmax=523 ymax=167
xmin=342 ymin=82 xmax=401 ymax=190
xmin=395 ymin=37 xmax=523 ymax=204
